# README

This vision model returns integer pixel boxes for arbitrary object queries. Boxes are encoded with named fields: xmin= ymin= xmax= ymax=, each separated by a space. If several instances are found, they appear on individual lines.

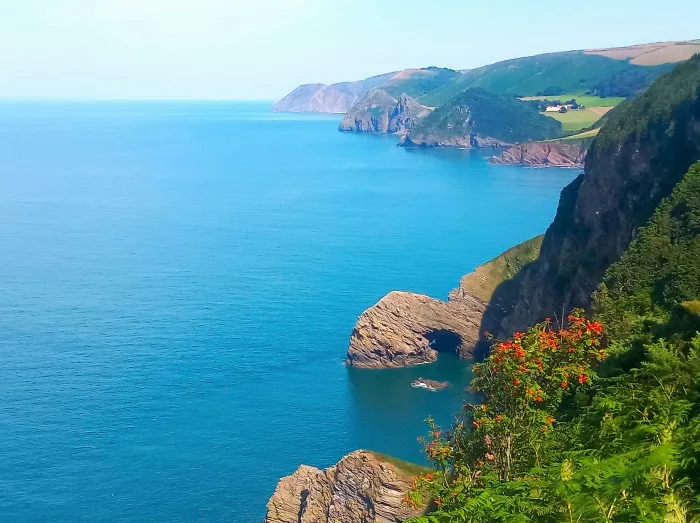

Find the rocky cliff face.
xmin=338 ymin=90 xmax=431 ymax=134
xmin=491 ymin=140 xmax=590 ymax=168
xmin=264 ymin=451 xmax=427 ymax=523
xmin=346 ymin=236 xmax=543 ymax=369
xmin=500 ymin=55 xmax=700 ymax=334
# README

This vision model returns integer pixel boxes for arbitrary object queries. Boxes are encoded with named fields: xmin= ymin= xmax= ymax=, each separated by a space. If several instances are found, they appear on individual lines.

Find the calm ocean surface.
xmin=0 ymin=102 xmax=578 ymax=522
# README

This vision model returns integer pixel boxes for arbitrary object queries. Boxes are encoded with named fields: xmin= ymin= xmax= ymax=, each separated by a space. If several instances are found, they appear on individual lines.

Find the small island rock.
xmin=411 ymin=378 xmax=449 ymax=391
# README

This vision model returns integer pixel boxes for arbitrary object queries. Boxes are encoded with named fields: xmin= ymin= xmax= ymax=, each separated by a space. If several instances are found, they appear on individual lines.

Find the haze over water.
xmin=0 ymin=102 xmax=578 ymax=522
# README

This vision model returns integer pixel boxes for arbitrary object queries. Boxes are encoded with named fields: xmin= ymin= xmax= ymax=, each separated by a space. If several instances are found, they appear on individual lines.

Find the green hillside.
xmin=411 ymin=88 xmax=563 ymax=143
xmin=595 ymin=161 xmax=700 ymax=345
xmin=405 ymin=56 xmax=700 ymax=523
xmin=420 ymin=51 xmax=675 ymax=107
xmin=382 ymin=67 xmax=460 ymax=100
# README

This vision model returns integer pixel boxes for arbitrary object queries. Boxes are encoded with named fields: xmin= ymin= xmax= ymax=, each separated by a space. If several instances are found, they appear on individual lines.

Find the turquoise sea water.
xmin=0 ymin=102 xmax=578 ymax=522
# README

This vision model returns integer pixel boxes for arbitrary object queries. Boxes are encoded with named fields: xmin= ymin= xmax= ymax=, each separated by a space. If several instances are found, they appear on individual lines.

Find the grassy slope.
xmin=369 ymin=452 xmax=432 ymax=477
xmin=462 ymin=235 xmax=544 ymax=304
xmin=414 ymin=88 xmax=563 ymax=143
xmin=383 ymin=67 xmax=460 ymax=100
xmin=559 ymin=128 xmax=600 ymax=140
xmin=420 ymin=52 xmax=673 ymax=107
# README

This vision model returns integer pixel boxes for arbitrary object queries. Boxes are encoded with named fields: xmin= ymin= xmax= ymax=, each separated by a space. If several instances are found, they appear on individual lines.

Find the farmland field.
xmin=544 ymin=108 xmax=606 ymax=132
xmin=521 ymin=94 xmax=625 ymax=107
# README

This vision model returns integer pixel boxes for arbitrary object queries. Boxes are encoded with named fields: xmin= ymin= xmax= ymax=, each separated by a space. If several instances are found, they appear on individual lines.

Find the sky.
xmin=1 ymin=0 xmax=699 ymax=100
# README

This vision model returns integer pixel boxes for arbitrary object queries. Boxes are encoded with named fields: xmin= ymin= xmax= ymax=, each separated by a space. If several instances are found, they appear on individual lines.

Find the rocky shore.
xmin=400 ymin=133 xmax=509 ymax=149
xmin=491 ymin=140 xmax=590 ymax=168
xmin=264 ymin=451 xmax=428 ymax=523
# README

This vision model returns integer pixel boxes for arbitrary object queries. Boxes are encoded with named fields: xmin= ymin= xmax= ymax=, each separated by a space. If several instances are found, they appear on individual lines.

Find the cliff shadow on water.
xmin=346 ymin=354 xmax=475 ymax=463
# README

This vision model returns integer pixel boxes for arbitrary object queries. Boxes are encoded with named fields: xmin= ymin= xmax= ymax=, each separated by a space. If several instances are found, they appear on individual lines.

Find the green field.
xmin=544 ymin=108 xmax=603 ymax=132
xmin=521 ymin=93 xmax=625 ymax=107
xmin=559 ymin=127 xmax=601 ymax=140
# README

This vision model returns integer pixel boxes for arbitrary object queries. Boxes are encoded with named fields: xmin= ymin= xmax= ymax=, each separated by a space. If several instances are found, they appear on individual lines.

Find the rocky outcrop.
xmin=264 ymin=451 xmax=427 ymax=523
xmin=500 ymin=55 xmax=700 ymax=334
xmin=411 ymin=378 xmax=449 ymax=391
xmin=338 ymin=89 xmax=396 ymax=133
xmin=346 ymin=290 xmax=486 ymax=368
xmin=346 ymin=236 xmax=543 ymax=369
xmin=401 ymin=133 xmax=509 ymax=149
xmin=339 ymin=90 xmax=432 ymax=134
xmin=491 ymin=140 xmax=590 ymax=168
xmin=272 ymin=73 xmax=396 ymax=113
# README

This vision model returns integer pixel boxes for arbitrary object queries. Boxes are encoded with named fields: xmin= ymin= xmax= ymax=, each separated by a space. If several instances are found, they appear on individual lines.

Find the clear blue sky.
xmin=2 ymin=0 xmax=699 ymax=100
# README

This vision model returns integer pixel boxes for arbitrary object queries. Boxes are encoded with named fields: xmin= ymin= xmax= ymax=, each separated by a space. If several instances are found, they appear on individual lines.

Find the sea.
xmin=0 ymin=101 xmax=578 ymax=522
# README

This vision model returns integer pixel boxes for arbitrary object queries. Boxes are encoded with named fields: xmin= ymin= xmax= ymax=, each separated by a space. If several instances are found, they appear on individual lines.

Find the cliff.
xmin=400 ymin=88 xmax=562 ymax=149
xmin=491 ymin=139 xmax=591 ymax=168
xmin=499 ymin=54 xmax=700 ymax=334
xmin=264 ymin=451 xmax=428 ymax=523
xmin=339 ymin=90 xmax=432 ymax=134
xmin=272 ymin=73 xmax=396 ymax=113
xmin=346 ymin=236 xmax=542 ymax=369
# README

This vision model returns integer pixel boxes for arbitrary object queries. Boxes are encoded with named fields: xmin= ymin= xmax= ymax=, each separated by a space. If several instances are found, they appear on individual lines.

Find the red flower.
xmin=561 ymin=381 xmax=568 ymax=388
xmin=579 ymin=374 xmax=588 ymax=384
xmin=513 ymin=379 xmax=520 ymax=386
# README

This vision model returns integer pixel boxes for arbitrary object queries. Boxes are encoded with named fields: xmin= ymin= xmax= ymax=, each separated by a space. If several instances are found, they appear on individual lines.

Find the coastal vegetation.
xmin=405 ymin=88 xmax=563 ymax=146
xmin=418 ymin=52 xmax=674 ymax=108
xmin=405 ymin=164 xmax=700 ymax=522
xmin=398 ymin=56 xmax=700 ymax=523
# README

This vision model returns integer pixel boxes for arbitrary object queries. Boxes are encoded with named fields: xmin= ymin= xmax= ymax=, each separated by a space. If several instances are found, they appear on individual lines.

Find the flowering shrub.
xmin=406 ymin=311 xmax=605 ymax=512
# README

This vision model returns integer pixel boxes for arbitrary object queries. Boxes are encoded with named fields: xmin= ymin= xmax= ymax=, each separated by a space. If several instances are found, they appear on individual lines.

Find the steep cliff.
xmin=264 ymin=451 xmax=428 ymax=523
xmin=400 ymin=88 xmax=562 ymax=149
xmin=500 ymin=54 xmax=700 ymax=334
xmin=339 ymin=90 xmax=432 ymax=134
xmin=491 ymin=139 xmax=591 ymax=168
xmin=346 ymin=236 xmax=542 ymax=369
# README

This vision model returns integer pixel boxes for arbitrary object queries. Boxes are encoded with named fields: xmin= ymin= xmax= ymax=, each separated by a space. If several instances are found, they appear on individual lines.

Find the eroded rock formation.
xmin=346 ymin=236 xmax=543 ymax=369
xmin=345 ymin=290 xmax=485 ymax=368
xmin=491 ymin=140 xmax=590 ymax=168
xmin=264 ymin=451 xmax=426 ymax=523
xmin=338 ymin=90 xmax=432 ymax=134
